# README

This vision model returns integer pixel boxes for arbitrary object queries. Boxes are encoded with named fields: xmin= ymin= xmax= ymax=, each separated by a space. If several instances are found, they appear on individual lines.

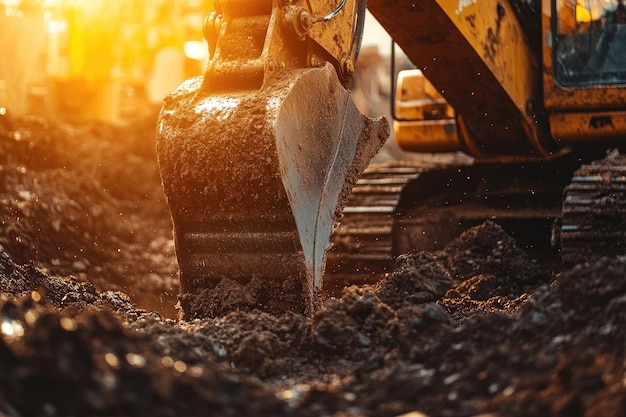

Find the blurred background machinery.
xmin=0 ymin=0 xmax=214 ymax=124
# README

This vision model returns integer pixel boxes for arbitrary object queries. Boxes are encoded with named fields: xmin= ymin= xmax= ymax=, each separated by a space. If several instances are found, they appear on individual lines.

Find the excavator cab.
xmin=552 ymin=0 xmax=626 ymax=86
xmin=544 ymin=0 xmax=626 ymax=144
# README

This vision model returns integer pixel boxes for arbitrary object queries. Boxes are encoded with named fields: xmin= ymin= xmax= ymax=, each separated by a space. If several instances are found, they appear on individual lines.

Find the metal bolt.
xmin=298 ymin=10 xmax=312 ymax=32
xmin=343 ymin=58 xmax=355 ymax=77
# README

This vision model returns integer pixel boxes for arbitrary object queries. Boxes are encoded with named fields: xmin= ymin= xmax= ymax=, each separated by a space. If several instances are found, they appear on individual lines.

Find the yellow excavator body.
xmin=394 ymin=69 xmax=459 ymax=153
xmin=157 ymin=0 xmax=626 ymax=317
xmin=391 ymin=0 xmax=626 ymax=156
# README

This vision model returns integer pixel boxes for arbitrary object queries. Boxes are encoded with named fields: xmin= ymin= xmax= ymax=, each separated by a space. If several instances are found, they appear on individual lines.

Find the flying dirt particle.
xmin=104 ymin=352 xmax=120 ymax=368
xmin=396 ymin=412 xmax=431 ymax=417
xmin=24 ymin=309 xmax=37 ymax=324
xmin=126 ymin=352 xmax=147 ymax=368
xmin=161 ymin=355 xmax=175 ymax=368
xmin=59 ymin=317 xmax=77 ymax=331
xmin=173 ymin=360 xmax=187 ymax=373
xmin=1 ymin=317 xmax=24 ymax=339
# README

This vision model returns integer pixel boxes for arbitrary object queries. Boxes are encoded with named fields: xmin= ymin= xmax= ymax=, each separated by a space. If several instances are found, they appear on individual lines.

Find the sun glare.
xmin=576 ymin=3 xmax=592 ymax=22
xmin=1 ymin=0 xmax=213 ymax=124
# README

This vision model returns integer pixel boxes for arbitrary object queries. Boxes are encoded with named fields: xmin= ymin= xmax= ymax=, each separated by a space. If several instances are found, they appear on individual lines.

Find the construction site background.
xmin=0 ymin=0 xmax=211 ymax=124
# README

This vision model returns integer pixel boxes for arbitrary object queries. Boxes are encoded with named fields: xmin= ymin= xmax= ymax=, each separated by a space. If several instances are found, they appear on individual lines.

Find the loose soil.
xmin=0 ymin=113 xmax=624 ymax=417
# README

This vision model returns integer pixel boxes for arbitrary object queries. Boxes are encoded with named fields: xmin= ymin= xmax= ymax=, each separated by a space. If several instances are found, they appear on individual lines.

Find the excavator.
xmin=156 ymin=0 xmax=626 ymax=318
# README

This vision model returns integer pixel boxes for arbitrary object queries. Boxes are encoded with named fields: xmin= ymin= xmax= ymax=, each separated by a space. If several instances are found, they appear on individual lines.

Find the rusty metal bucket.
xmin=156 ymin=63 xmax=388 ymax=318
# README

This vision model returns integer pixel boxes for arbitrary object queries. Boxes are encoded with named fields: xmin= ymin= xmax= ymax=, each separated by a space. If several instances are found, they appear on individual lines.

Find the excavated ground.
xmin=0 ymin=113 xmax=624 ymax=417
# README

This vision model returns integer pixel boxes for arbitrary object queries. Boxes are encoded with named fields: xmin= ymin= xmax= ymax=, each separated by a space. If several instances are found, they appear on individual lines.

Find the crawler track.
xmin=324 ymin=157 xmax=580 ymax=293
xmin=324 ymin=164 xmax=421 ymax=292
xmin=561 ymin=154 xmax=626 ymax=266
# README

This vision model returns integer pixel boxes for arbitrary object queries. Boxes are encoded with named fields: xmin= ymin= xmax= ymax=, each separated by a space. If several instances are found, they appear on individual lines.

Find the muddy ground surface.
xmin=0 ymin=113 xmax=624 ymax=417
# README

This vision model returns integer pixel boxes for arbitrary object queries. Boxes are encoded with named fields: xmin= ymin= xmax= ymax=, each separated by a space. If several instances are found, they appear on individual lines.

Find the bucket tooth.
xmin=156 ymin=64 xmax=388 ymax=319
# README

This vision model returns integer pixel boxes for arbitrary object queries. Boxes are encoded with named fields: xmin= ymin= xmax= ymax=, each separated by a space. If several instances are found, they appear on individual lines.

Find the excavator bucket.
xmin=156 ymin=63 xmax=388 ymax=319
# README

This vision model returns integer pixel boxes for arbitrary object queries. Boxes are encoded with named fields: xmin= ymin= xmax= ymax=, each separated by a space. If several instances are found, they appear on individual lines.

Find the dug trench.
xmin=0 ymin=113 xmax=624 ymax=416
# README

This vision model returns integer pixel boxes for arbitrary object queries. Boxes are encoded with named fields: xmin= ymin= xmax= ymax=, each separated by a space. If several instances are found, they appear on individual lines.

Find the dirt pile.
xmin=0 ymin=114 xmax=624 ymax=416
xmin=436 ymin=220 xmax=550 ymax=322
xmin=0 ymin=114 xmax=177 ymax=317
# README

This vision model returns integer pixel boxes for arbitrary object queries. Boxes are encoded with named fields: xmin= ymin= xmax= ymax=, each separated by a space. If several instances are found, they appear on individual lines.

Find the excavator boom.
xmin=369 ymin=0 xmax=550 ymax=160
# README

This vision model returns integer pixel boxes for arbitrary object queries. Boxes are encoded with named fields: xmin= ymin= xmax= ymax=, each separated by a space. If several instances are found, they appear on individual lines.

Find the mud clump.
xmin=437 ymin=221 xmax=548 ymax=321
xmin=0 ymin=248 xmax=133 ymax=312
xmin=179 ymin=274 xmax=309 ymax=320
xmin=0 ymin=114 xmax=624 ymax=416
xmin=310 ymin=288 xmax=395 ymax=358
xmin=374 ymin=251 xmax=453 ymax=309
xmin=436 ymin=220 xmax=546 ymax=287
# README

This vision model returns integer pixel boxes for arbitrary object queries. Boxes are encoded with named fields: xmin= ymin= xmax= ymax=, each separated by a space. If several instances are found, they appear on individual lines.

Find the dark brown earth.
xmin=0 ymin=113 xmax=624 ymax=417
